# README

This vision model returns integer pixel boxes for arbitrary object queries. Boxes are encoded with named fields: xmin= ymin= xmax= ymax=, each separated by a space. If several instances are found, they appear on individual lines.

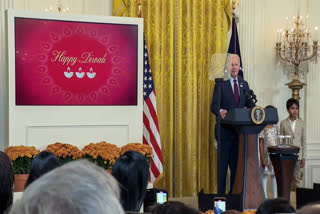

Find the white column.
xmin=304 ymin=0 xmax=320 ymax=188
xmin=238 ymin=0 xmax=256 ymax=87
xmin=0 ymin=0 xmax=13 ymax=151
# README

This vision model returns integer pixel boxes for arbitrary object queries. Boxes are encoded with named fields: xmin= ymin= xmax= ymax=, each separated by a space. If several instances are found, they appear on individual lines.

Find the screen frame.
xmin=6 ymin=9 xmax=144 ymax=148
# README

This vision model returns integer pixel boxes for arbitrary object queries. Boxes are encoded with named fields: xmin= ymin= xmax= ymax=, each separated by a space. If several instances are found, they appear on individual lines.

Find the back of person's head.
xmin=256 ymin=198 xmax=295 ymax=214
xmin=25 ymin=151 xmax=61 ymax=188
xmin=151 ymin=201 xmax=200 ymax=214
xmin=0 ymin=151 xmax=14 ymax=214
xmin=10 ymin=160 xmax=124 ymax=214
xmin=296 ymin=202 xmax=320 ymax=214
xmin=265 ymin=105 xmax=275 ymax=109
xmin=286 ymin=98 xmax=299 ymax=110
xmin=112 ymin=151 xmax=149 ymax=212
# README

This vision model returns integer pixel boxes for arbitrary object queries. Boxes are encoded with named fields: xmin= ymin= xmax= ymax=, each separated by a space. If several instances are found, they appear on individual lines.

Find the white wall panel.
xmin=26 ymin=125 xmax=129 ymax=150
xmin=306 ymin=159 xmax=320 ymax=188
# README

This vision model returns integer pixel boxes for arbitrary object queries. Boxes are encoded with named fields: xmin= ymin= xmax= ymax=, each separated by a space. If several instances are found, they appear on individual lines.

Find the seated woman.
xmin=112 ymin=151 xmax=149 ymax=212
xmin=0 ymin=151 xmax=14 ymax=214
xmin=25 ymin=151 xmax=61 ymax=188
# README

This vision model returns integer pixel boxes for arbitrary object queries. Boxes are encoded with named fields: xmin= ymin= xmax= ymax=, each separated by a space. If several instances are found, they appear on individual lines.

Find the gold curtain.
xmin=113 ymin=0 xmax=231 ymax=197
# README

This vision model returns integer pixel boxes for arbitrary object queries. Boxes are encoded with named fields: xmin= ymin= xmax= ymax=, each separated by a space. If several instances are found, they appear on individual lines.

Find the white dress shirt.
xmin=289 ymin=118 xmax=297 ymax=132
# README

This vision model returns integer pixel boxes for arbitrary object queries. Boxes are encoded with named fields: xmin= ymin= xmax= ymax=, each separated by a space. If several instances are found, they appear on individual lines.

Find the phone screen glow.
xmin=214 ymin=200 xmax=226 ymax=212
xmin=156 ymin=192 xmax=167 ymax=204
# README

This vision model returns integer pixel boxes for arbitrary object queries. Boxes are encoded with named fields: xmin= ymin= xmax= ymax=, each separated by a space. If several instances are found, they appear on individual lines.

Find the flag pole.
xmin=231 ymin=0 xmax=239 ymax=17
xmin=137 ymin=0 xmax=142 ymax=18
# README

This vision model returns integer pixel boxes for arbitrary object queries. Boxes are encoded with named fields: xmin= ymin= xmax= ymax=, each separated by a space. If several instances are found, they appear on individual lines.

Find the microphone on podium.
xmin=245 ymin=89 xmax=257 ymax=108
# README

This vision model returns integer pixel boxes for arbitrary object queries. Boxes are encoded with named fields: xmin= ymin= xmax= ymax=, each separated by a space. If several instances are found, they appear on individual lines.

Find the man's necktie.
xmin=234 ymin=79 xmax=240 ymax=106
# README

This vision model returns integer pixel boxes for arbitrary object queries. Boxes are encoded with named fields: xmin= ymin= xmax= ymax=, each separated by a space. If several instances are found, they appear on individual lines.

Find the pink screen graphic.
xmin=15 ymin=18 xmax=138 ymax=105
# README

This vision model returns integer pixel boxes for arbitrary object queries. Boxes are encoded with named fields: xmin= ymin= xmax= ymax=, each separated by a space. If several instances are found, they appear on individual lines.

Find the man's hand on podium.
xmin=220 ymin=109 xmax=227 ymax=119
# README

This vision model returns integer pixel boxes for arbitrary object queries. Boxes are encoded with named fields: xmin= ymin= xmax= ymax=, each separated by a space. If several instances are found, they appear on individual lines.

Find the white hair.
xmin=10 ymin=160 xmax=124 ymax=214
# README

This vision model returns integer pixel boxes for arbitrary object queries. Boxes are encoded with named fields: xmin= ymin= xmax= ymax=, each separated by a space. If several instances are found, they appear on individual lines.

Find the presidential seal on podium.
xmin=251 ymin=106 xmax=265 ymax=125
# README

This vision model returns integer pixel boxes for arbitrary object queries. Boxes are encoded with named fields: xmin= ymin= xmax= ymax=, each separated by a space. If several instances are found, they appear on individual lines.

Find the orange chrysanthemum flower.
xmin=46 ymin=142 xmax=82 ymax=160
xmin=81 ymin=141 xmax=120 ymax=163
xmin=81 ymin=141 xmax=120 ymax=169
xmin=4 ymin=145 xmax=40 ymax=174
xmin=120 ymin=143 xmax=152 ymax=158
xmin=5 ymin=145 xmax=40 ymax=161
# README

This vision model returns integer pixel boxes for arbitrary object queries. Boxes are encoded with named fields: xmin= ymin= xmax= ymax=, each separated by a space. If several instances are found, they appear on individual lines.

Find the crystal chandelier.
xmin=275 ymin=13 xmax=320 ymax=100
xmin=45 ymin=0 xmax=69 ymax=13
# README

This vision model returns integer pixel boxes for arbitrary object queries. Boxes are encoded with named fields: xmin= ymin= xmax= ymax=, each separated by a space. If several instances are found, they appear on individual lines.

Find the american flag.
xmin=143 ymin=40 xmax=163 ymax=182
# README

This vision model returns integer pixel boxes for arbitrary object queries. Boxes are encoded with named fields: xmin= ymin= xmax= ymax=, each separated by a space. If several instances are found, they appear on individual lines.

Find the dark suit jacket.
xmin=211 ymin=77 xmax=251 ymax=193
xmin=211 ymin=77 xmax=250 ymax=116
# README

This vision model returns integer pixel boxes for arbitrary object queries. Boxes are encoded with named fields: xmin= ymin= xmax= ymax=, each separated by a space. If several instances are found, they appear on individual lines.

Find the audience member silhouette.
xmin=10 ymin=160 xmax=124 ymax=214
xmin=25 ymin=151 xmax=61 ymax=188
xmin=256 ymin=198 xmax=295 ymax=214
xmin=112 ymin=151 xmax=149 ymax=212
xmin=151 ymin=201 xmax=200 ymax=214
xmin=0 ymin=151 xmax=14 ymax=214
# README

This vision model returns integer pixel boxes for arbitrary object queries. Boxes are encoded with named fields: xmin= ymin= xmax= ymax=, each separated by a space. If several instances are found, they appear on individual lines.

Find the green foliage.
xmin=83 ymin=154 xmax=112 ymax=169
xmin=12 ymin=156 xmax=32 ymax=174
xmin=59 ymin=156 xmax=75 ymax=165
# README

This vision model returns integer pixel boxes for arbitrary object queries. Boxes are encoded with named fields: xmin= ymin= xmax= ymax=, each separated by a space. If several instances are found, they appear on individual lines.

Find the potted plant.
xmin=81 ymin=141 xmax=120 ymax=171
xmin=4 ymin=145 xmax=40 ymax=192
xmin=120 ymin=143 xmax=153 ymax=163
xmin=46 ymin=142 xmax=82 ymax=164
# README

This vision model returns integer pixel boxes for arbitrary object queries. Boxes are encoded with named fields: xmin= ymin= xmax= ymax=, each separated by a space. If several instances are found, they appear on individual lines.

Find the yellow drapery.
xmin=113 ymin=0 xmax=231 ymax=197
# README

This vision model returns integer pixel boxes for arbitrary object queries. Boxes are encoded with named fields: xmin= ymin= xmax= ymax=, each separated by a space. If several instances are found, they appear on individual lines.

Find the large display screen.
xmin=15 ymin=17 xmax=138 ymax=105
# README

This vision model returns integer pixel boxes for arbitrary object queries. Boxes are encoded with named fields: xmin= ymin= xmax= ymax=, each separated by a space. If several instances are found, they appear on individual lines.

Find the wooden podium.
xmin=221 ymin=108 xmax=278 ymax=210
xmin=268 ymin=146 xmax=299 ymax=201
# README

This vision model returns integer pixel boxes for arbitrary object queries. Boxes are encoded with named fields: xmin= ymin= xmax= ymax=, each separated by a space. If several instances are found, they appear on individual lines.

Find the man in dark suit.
xmin=211 ymin=54 xmax=251 ymax=194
